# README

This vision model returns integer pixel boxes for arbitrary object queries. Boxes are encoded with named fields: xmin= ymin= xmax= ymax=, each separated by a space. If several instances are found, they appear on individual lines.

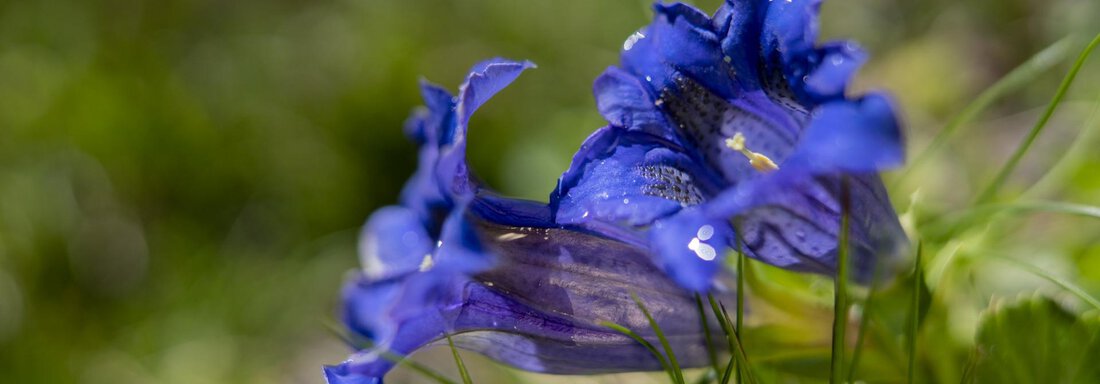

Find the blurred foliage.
xmin=0 ymin=0 xmax=1098 ymax=383
xmin=972 ymin=295 xmax=1100 ymax=383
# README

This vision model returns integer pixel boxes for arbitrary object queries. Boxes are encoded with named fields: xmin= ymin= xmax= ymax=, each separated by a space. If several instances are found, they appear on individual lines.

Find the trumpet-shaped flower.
xmin=324 ymin=59 xmax=732 ymax=384
xmin=327 ymin=0 xmax=910 ymax=381
xmin=552 ymin=0 xmax=908 ymax=291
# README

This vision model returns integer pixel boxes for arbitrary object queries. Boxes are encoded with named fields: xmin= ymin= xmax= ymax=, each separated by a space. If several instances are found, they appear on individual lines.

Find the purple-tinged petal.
xmin=329 ymin=219 xmax=737 ymax=383
xmin=705 ymin=172 xmax=907 ymax=281
xmin=470 ymin=192 xmax=554 ymax=228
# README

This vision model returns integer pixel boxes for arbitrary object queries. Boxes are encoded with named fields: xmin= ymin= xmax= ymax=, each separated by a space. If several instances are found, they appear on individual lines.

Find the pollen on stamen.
xmin=725 ymin=132 xmax=779 ymax=173
xmin=418 ymin=254 xmax=434 ymax=272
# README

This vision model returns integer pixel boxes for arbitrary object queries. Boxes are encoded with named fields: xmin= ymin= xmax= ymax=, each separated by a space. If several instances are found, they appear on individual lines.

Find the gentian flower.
xmin=552 ymin=0 xmax=909 ymax=291
xmin=327 ymin=0 xmax=911 ymax=381
xmin=324 ymin=59 xmax=734 ymax=384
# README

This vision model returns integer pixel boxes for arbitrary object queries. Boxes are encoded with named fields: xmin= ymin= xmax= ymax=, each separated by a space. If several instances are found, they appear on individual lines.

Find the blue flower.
xmin=324 ymin=59 xmax=733 ymax=384
xmin=552 ymin=0 xmax=909 ymax=292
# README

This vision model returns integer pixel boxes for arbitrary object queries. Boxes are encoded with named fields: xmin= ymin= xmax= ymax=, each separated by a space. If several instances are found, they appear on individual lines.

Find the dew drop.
xmin=688 ymin=237 xmax=717 ymax=261
xmin=623 ymin=31 xmax=646 ymax=51
xmin=696 ymin=225 xmax=715 ymax=241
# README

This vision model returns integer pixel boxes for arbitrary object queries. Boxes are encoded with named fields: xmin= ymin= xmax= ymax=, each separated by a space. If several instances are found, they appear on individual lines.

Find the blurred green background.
xmin=1 ymin=0 xmax=1098 ymax=383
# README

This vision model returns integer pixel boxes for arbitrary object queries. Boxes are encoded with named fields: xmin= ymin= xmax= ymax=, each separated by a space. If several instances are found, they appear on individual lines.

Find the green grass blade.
xmin=848 ymin=265 xmax=883 ymax=382
xmin=830 ymin=177 xmax=852 ymax=384
xmin=707 ymin=295 xmax=737 ymax=384
xmin=632 ymin=292 xmax=685 ymax=384
xmin=444 ymin=333 xmax=473 ymax=384
xmin=736 ymin=238 xmax=746 ymax=338
xmin=600 ymin=321 xmax=677 ymax=384
xmin=896 ymin=36 xmax=1074 ymax=187
xmin=720 ymin=303 xmax=758 ymax=384
xmin=924 ymin=200 xmax=1100 ymax=238
xmin=1024 ymin=89 xmax=1100 ymax=197
xmin=735 ymin=237 xmax=746 ymax=384
xmin=974 ymin=33 xmax=1100 ymax=204
xmin=322 ymin=321 xmax=458 ymax=384
xmin=989 ymin=256 xmax=1100 ymax=310
xmin=706 ymin=294 xmax=758 ymax=384
xmin=696 ymin=294 xmax=721 ymax=381
xmin=707 ymin=295 xmax=737 ymax=370
xmin=719 ymin=353 xmax=737 ymax=384
xmin=908 ymin=242 xmax=924 ymax=384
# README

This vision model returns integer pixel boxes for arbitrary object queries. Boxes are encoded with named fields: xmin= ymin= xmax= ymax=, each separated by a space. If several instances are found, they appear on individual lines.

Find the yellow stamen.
xmin=725 ymin=132 xmax=779 ymax=173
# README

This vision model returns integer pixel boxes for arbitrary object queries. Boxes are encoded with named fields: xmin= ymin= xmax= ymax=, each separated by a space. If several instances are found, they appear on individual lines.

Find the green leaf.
xmin=973 ymin=295 xmax=1100 ymax=384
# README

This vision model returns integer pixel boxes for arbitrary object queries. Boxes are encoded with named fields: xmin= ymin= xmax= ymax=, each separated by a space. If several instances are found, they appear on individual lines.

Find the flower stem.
xmin=830 ymin=176 xmax=851 ymax=384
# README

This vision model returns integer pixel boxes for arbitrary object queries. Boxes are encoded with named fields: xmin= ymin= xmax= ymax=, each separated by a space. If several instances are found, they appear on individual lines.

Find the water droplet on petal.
xmin=696 ymin=225 xmax=714 ymax=241
xmin=688 ymin=237 xmax=717 ymax=261
xmin=623 ymin=31 xmax=646 ymax=51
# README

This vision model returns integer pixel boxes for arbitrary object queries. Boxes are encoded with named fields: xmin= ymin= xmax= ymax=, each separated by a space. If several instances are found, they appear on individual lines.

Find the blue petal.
xmin=649 ymin=210 xmax=735 ymax=292
xmin=358 ymin=206 xmax=433 ymax=281
xmin=403 ymin=81 xmax=455 ymax=145
xmin=552 ymin=126 xmax=717 ymax=228
xmin=323 ymin=364 xmax=380 ymax=384
xmin=787 ymin=93 xmax=904 ymax=173
xmin=801 ymin=42 xmax=867 ymax=101
xmin=620 ymin=2 xmax=735 ymax=102
xmin=456 ymin=59 xmax=537 ymax=131
xmin=755 ymin=0 xmax=866 ymax=104
xmin=437 ymin=59 xmax=535 ymax=198
xmin=399 ymin=82 xmax=455 ymax=226
xmin=593 ymin=67 xmax=674 ymax=140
